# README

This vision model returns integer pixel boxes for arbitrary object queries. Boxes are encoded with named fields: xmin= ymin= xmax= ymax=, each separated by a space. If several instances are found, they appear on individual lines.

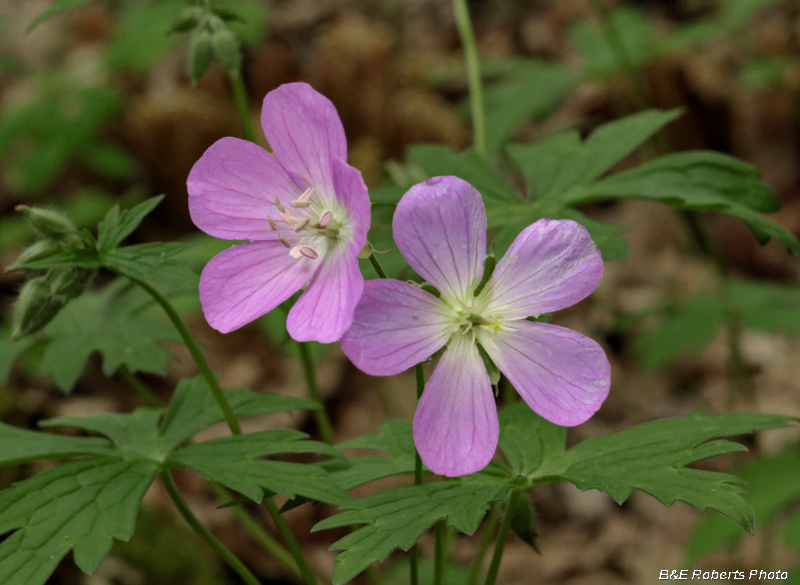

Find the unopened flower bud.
xmin=7 ymin=240 xmax=62 ymax=272
xmin=211 ymin=26 xmax=241 ymax=77
xmin=169 ymin=7 xmax=202 ymax=33
xmin=188 ymin=28 xmax=214 ymax=84
xmin=16 ymin=206 xmax=76 ymax=240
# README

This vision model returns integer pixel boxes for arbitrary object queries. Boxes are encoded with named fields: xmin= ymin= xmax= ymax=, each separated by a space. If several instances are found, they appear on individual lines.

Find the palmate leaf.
xmin=500 ymin=404 xmax=794 ymax=531
xmin=326 ymin=420 xmax=418 ymax=490
xmin=314 ymin=479 xmax=512 ymax=585
xmin=0 ymin=458 xmax=158 ymax=585
xmin=0 ymin=381 xmax=331 ymax=584
xmin=686 ymin=448 xmax=800 ymax=563
xmin=37 ymin=283 xmax=181 ymax=391
xmin=168 ymin=430 xmax=350 ymax=505
xmin=97 ymin=196 xmax=164 ymax=252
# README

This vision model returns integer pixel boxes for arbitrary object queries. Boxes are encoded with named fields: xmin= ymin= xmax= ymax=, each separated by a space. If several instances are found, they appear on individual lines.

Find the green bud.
xmin=10 ymin=267 xmax=95 ymax=340
xmin=474 ymin=253 xmax=496 ymax=296
xmin=7 ymin=240 xmax=62 ymax=271
xmin=211 ymin=26 xmax=241 ymax=77
xmin=16 ymin=206 xmax=76 ymax=240
xmin=169 ymin=7 xmax=203 ymax=33
xmin=211 ymin=6 xmax=243 ymax=22
xmin=188 ymin=28 xmax=214 ymax=84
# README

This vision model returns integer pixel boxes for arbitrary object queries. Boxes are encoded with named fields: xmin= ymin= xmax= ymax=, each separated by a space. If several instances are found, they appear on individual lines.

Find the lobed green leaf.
xmin=97 ymin=196 xmax=164 ymax=252
xmin=0 ymin=422 xmax=113 ymax=466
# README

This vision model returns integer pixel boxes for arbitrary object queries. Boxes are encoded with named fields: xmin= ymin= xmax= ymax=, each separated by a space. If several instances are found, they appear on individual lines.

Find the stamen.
xmin=278 ymin=236 xmax=292 ymax=248
xmin=267 ymin=216 xmax=278 ymax=231
xmin=298 ymin=187 xmax=314 ymax=202
xmin=319 ymin=211 xmax=333 ymax=227
xmin=273 ymin=196 xmax=286 ymax=213
xmin=290 ymin=200 xmax=312 ymax=208
xmin=299 ymin=246 xmax=318 ymax=259
xmin=279 ymin=210 xmax=296 ymax=227
xmin=294 ymin=219 xmax=310 ymax=232
xmin=289 ymin=245 xmax=303 ymax=259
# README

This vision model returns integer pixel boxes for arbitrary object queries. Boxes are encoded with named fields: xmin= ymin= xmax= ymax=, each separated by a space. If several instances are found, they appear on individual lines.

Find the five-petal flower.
xmin=188 ymin=82 xmax=370 ymax=342
xmin=341 ymin=176 xmax=610 ymax=477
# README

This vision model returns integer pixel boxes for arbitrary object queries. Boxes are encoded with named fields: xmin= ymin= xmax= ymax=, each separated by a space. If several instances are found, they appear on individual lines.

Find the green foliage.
xmin=634 ymin=295 xmax=726 ymax=371
xmin=685 ymin=448 xmax=800 ymax=563
xmin=169 ymin=430 xmax=350 ymax=504
xmin=97 ymin=196 xmax=164 ymax=252
xmin=27 ymin=0 xmax=98 ymax=30
xmin=315 ymin=480 xmax=512 ymax=585
xmin=740 ymin=56 xmax=792 ymax=90
xmin=35 ymin=282 xmax=180 ymax=391
xmin=0 ymin=381 xmax=328 ymax=584
xmin=106 ymin=1 xmax=185 ymax=73
xmin=501 ymin=404 xmax=792 ymax=531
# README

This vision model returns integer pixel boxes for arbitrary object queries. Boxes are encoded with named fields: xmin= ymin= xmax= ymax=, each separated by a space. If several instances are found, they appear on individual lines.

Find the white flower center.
xmin=267 ymin=188 xmax=349 ymax=259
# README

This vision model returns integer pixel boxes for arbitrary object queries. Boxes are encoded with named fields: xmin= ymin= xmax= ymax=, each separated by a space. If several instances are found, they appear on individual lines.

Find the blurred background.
xmin=2 ymin=0 xmax=800 ymax=583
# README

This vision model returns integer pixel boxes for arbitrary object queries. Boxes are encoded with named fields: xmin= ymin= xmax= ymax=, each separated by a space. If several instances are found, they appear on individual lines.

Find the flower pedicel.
xmin=342 ymin=176 xmax=611 ymax=477
xmin=188 ymin=82 xmax=370 ymax=343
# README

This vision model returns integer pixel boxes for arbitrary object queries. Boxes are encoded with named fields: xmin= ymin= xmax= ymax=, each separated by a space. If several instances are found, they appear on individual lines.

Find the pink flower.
xmin=341 ymin=176 xmax=610 ymax=477
xmin=188 ymin=83 xmax=369 ymax=343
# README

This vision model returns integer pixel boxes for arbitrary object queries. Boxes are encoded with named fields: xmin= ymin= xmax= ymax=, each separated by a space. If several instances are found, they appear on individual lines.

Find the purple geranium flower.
xmin=341 ymin=176 xmax=610 ymax=477
xmin=188 ymin=82 xmax=369 ymax=343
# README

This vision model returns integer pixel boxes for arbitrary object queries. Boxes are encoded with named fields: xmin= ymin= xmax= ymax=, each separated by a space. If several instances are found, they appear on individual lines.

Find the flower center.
xmin=267 ymin=188 xmax=347 ymax=259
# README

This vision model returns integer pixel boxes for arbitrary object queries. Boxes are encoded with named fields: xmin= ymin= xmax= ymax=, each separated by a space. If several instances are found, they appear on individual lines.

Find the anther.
xmin=299 ymin=246 xmax=318 ymax=259
xmin=319 ymin=211 xmax=333 ymax=227
xmin=278 ymin=236 xmax=292 ymax=248
xmin=273 ymin=196 xmax=286 ymax=213
xmin=267 ymin=217 xmax=278 ymax=231
xmin=290 ymin=200 xmax=311 ymax=208
xmin=294 ymin=219 xmax=310 ymax=232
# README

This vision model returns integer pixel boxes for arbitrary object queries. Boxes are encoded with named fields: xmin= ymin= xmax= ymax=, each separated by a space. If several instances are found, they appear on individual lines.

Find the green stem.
xmin=230 ymin=71 xmax=257 ymax=144
xmin=484 ymin=489 xmax=522 ymax=585
xmin=297 ymin=341 xmax=335 ymax=444
xmin=434 ymin=520 xmax=447 ymax=585
xmin=409 ymin=363 xmax=426 ymax=585
xmin=467 ymin=504 xmax=501 ymax=585
xmin=122 ymin=273 xmax=241 ymax=435
xmin=452 ymin=0 xmax=486 ymax=155
xmin=118 ymin=364 xmax=163 ymax=407
xmin=264 ymin=497 xmax=319 ymax=585
xmin=161 ymin=471 xmax=262 ymax=585
xmin=368 ymin=251 xmax=388 ymax=279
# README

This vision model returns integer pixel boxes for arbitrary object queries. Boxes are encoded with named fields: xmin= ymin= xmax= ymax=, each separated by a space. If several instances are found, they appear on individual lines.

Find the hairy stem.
xmin=297 ymin=341 xmax=335 ymax=444
xmin=118 ymin=364 xmax=162 ymax=407
xmin=230 ymin=71 xmax=257 ymax=144
xmin=264 ymin=497 xmax=320 ymax=585
xmin=122 ymin=273 xmax=241 ymax=435
xmin=452 ymin=0 xmax=486 ymax=155
xmin=484 ymin=488 xmax=522 ymax=585
xmin=161 ymin=471 xmax=262 ymax=585
xmin=467 ymin=504 xmax=501 ymax=585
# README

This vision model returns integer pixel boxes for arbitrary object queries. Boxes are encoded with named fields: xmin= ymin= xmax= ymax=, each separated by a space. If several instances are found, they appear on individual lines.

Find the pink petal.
xmin=393 ymin=176 xmax=486 ymax=304
xmin=331 ymin=158 xmax=370 ymax=255
xmin=481 ymin=320 xmax=610 ymax=426
xmin=200 ymin=241 xmax=316 ymax=333
xmin=188 ymin=137 xmax=302 ymax=241
xmin=261 ymin=83 xmax=347 ymax=203
xmin=487 ymin=219 xmax=602 ymax=318
xmin=414 ymin=335 xmax=498 ymax=477
xmin=287 ymin=245 xmax=363 ymax=343
xmin=341 ymin=280 xmax=453 ymax=376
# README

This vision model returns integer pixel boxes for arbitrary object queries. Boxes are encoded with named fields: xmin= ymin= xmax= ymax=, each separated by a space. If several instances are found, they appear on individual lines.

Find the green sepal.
xmin=188 ymin=28 xmax=214 ymax=84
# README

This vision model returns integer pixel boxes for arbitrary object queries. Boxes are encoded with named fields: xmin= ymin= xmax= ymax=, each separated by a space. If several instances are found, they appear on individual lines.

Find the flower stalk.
xmin=484 ymin=488 xmax=523 ymax=585
xmin=297 ymin=340 xmax=335 ymax=444
xmin=264 ymin=497 xmax=320 ymax=585
xmin=452 ymin=0 xmax=486 ymax=156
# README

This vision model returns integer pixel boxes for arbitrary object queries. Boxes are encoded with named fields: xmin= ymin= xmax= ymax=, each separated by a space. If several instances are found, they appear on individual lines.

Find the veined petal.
xmin=341 ymin=280 xmax=453 ymax=376
xmin=331 ymin=158 xmax=370 ymax=255
xmin=414 ymin=334 xmax=498 ymax=477
xmin=480 ymin=321 xmax=610 ymax=427
xmin=287 ymin=245 xmax=363 ymax=343
xmin=486 ymin=219 xmax=602 ymax=319
xmin=261 ymin=83 xmax=346 ymax=202
xmin=188 ymin=137 xmax=302 ymax=240
xmin=393 ymin=177 xmax=486 ymax=305
xmin=200 ymin=241 xmax=316 ymax=333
